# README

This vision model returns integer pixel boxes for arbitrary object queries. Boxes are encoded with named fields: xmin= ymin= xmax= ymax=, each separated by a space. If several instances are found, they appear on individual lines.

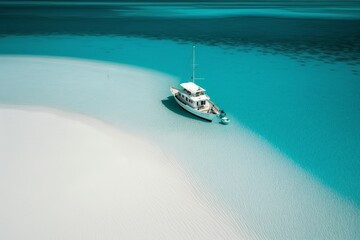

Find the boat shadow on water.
xmin=161 ymin=96 xmax=209 ymax=123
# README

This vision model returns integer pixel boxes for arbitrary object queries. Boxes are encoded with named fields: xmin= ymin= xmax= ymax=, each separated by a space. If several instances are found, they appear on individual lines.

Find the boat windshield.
xmin=184 ymin=89 xmax=191 ymax=95
xmin=195 ymin=91 xmax=204 ymax=97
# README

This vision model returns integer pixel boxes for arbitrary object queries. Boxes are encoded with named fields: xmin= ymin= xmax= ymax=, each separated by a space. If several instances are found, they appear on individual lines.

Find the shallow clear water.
xmin=0 ymin=1 xmax=359 ymax=239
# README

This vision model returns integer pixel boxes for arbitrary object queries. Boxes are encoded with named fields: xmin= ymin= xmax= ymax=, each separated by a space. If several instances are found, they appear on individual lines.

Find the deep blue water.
xmin=0 ymin=1 xmax=359 ymax=206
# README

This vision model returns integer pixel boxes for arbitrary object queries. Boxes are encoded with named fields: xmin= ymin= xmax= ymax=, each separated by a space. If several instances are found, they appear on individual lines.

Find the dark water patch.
xmin=1 ymin=4 xmax=360 ymax=65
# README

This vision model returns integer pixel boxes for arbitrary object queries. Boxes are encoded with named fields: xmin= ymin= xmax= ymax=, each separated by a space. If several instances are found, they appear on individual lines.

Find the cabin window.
xmin=186 ymin=97 xmax=188 ymax=101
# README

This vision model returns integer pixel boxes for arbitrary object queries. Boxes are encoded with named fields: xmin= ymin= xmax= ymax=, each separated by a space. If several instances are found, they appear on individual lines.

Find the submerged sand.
xmin=0 ymin=55 xmax=359 ymax=239
xmin=0 ymin=107 xmax=253 ymax=239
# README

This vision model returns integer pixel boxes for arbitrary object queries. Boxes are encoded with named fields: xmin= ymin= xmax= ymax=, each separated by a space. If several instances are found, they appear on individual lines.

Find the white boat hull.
xmin=170 ymin=87 xmax=218 ymax=121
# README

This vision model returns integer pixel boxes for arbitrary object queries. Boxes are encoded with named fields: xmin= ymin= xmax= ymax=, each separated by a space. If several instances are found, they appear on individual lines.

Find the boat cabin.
xmin=178 ymin=82 xmax=210 ymax=109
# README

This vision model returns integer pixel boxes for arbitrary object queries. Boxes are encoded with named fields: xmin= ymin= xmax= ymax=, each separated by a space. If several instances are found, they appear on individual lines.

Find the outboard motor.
xmin=220 ymin=110 xmax=227 ymax=118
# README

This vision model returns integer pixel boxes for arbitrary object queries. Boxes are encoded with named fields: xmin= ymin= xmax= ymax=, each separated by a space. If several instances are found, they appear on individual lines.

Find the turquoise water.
xmin=0 ymin=2 xmax=360 ymax=238
xmin=1 ymin=35 xmax=359 ymax=205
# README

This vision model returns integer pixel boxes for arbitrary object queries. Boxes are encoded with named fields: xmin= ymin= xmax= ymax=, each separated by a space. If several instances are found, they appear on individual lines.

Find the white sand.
xmin=0 ymin=106 xmax=253 ymax=240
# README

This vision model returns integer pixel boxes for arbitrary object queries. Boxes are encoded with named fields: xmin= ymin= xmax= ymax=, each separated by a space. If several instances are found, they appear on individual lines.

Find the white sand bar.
xmin=0 ymin=107 xmax=254 ymax=240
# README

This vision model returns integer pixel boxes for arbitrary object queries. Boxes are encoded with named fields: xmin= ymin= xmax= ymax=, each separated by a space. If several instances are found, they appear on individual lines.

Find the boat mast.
xmin=192 ymin=45 xmax=196 ymax=83
xmin=191 ymin=45 xmax=204 ymax=83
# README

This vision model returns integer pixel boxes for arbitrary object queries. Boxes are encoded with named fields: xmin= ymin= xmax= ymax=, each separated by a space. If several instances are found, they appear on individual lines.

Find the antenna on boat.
xmin=192 ymin=45 xmax=196 ymax=83
xmin=191 ymin=45 xmax=204 ymax=83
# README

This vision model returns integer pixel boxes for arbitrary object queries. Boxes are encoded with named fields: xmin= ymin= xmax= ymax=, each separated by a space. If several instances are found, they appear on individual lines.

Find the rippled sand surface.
xmin=0 ymin=56 xmax=359 ymax=239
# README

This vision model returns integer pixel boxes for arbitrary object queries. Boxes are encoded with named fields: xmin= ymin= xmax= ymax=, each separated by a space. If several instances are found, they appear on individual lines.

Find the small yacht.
xmin=170 ymin=46 xmax=229 ymax=123
xmin=170 ymin=81 xmax=220 ymax=121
